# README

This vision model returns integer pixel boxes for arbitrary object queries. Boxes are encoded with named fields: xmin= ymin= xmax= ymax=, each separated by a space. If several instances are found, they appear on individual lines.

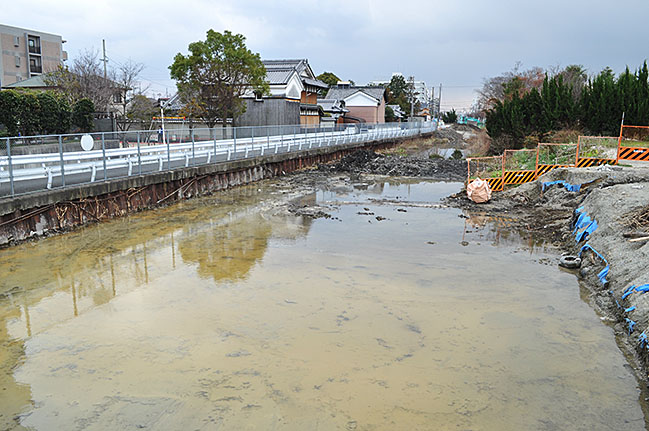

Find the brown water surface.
xmin=0 ymin=179 xmax=645 ymax=430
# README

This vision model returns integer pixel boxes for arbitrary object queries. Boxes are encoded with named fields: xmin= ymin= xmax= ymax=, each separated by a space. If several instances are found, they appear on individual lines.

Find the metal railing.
xmin=0 ymin=121 xmax=436 ymax=198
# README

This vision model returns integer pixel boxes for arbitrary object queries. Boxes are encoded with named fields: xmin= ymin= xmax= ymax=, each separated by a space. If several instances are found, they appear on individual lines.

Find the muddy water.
xmin=0 ymin=178 xmax=645 ymax=430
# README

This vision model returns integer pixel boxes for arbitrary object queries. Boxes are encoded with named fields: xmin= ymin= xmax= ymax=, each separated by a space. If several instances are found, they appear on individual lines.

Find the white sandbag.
xmin=467 ymin=178 xmax=492 ymax=203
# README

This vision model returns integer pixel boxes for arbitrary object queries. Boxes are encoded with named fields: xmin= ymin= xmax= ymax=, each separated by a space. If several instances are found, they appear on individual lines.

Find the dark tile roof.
xmin=324 ymin=86 xmax=385 ymax=103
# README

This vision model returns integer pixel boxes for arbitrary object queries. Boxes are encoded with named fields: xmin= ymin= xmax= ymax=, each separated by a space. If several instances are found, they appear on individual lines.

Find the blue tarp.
xmin=542 ymin=180 xmax=582 ymax=193
xmin=579 ymin=244 xmax=609 ymax=285
xmin=576 ymin=220 xmax=598 ymax=242
xmin=640 ymin=332 xmax=648 ymax=349
xmin=626 ymin=318 xmax=637 ymax=334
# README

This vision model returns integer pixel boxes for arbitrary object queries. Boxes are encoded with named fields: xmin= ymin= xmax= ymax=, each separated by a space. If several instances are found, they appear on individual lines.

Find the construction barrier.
xmin=466 ymin=156 xmax=503 ymax=191
xmin=536 ymin=143 xmax=578 ymax=177
xmin=576 ymin=136 xmax=618 ymax=167
xmin=618 ymin=125 xmax=649 ymax=162
xmin=503 ymin=149 xmax=537 ymax=185
xmin=462 ymin=124 xmax=649 ymax=193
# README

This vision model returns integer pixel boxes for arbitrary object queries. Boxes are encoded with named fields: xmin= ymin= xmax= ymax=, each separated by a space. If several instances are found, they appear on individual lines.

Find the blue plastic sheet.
xmin=576 ymin=220 xmax=598 ymax=242
xmin=625 ymin=306 xmax=637 ymax=313
xmin=635 ymin=284 xmax=649 ymax=293
xmin=626 ymin=318 xmax=637 ymax=334
xmin=640 ymin=332 xmax=648 ymax=349
xmin=621 ymin=284 xmax=649 ymax=300
xmin=542 ymin=180 xmax=582 ymax=193
xmin=622 ymin=285 xmax=637 ymax=300
xmin=573 ymin=213 xmax=592 ymax=232
xmin=597 ymin=265 xmax=609 ymax=285
xmin=579 ymin=244 xmax=609 ymax=285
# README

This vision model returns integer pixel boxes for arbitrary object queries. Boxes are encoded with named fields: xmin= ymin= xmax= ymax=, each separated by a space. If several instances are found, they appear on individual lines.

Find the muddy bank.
xmin=448 ymin=165 xmax=649 ymax=389
xmin=320 ymin=149 xmax=467 ymax=180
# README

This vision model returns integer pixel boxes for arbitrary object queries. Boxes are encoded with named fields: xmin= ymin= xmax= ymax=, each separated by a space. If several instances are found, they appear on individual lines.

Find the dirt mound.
xmin=324 ymin=150 xmax=467 ymax=180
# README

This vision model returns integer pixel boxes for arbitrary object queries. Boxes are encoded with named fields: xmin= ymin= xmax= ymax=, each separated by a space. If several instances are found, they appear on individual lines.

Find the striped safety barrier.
xmin=485 ymin=177 xmax=503 ymax=191
xmin=536 ymin=164 xmax=571 ymax=176
xmin=503 ymin=170 xmax=536 ymax=185
xmin=618 ymin=146 xmax=649 ymax=161
xmin=576 ymin=158 xmax=616 ymax=168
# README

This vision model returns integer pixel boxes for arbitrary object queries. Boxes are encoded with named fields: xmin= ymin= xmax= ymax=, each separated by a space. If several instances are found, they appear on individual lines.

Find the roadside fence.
xmin=0 ymin=121 xmax=436 ymax=198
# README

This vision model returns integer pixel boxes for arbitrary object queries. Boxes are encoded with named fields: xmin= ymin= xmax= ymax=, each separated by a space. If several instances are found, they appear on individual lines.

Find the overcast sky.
xmin=3 ymin=0 xmax=649 ymax=111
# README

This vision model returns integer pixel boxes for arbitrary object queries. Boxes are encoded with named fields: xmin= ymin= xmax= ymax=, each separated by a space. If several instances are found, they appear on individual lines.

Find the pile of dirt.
xmin=323 ymin=150 xmax=467 ymax=181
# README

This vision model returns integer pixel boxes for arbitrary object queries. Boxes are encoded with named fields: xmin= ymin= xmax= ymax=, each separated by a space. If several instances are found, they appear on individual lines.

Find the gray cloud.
xmin=3 ymin=0 xmax=648 ymax=109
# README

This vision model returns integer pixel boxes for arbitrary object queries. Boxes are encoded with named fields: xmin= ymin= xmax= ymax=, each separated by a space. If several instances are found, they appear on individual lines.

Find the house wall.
xmin=237 ymin=98 xmax=300 ymax=127
xmin=377 ymin=98 xmax=385 ymax=123
xmin=346 ymin=106 xmax=376 ymax=123
xmin=300 ymin=114 xmax=320 ymax=126
xmin=300 ymin=91 xmax=317 ymax=104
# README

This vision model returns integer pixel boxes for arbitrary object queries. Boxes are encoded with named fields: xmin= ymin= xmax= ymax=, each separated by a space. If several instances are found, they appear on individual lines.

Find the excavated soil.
xmin=321 ymin=149 xmax=467 ymax=180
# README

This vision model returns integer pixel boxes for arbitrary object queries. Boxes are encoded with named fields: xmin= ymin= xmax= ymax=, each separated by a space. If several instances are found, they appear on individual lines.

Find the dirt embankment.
xmin=321 ymin=149 xmax=467 ymax=181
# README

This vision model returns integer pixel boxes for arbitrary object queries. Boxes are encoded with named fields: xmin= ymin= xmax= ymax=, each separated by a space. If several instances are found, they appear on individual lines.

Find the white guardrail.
xmin=0 ymin=121 xmax=436 ymax=197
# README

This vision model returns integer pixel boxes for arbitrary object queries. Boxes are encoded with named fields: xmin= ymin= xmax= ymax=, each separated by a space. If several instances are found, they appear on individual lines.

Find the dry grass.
xmin=622 ymin=205 xmax=649 ymax=230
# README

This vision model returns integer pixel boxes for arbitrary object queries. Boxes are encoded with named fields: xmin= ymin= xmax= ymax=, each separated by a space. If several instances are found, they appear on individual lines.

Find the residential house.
xmin=318 ymin=98 xmax=349 ymax=124
xmin=0 ymin=24 xmax=67 ymax=88
xmin=325 ymin=83 xmax=386 ymax=124
xmin=238 ymin=59 xmax=328 ymax=127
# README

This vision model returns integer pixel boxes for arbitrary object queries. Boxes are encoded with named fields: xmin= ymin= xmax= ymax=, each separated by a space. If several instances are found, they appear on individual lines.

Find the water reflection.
xmin=0 ymin=184 xmax=313 ymax=430
xmin=462 ymin=211 xmax=550 ymax=252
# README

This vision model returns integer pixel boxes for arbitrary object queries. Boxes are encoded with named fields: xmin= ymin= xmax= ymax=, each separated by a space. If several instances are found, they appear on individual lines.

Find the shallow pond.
xmin=0 ymin=178 xmax=645 ymax=430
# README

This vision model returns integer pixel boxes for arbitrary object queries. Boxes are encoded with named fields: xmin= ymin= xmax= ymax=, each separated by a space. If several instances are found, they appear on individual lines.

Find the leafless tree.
xmin=476 ymin=63 xmax=545 ymax=113
xmin=114 ymin=59 xmax=149 ymax=131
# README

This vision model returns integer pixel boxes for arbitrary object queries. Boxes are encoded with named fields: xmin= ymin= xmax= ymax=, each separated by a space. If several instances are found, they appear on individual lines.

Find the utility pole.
xmin=437 ymin=83 xmax=442 ymax=121
xmin=102 ymin=39 xmax=108 ymax=80
xmin=408 ymin=76 xmax=415 ymax=118
xmin=430 ymin=86 xmax=435 ymax=121
xmin=102 ymin=39 xmax=109 ymax=115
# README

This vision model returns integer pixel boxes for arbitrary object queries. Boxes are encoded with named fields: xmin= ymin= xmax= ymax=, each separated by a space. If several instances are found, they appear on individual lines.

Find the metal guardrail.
xmin=0 ymin=121 xmax=436 ymax=198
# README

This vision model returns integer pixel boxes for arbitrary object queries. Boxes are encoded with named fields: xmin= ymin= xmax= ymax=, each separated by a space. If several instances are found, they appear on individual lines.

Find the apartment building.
xmin=0 ymin=24 xmax=67 ymax=88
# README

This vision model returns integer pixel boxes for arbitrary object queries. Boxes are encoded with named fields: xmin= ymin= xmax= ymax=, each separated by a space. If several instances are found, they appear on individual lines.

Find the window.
xmin=254 ymin=91 xmax=263 ymax=101
xmin=13 ymin=36 xmax=19 ymax=47
xmin=27 ymin=36 xmax=41 ymax=54
xmin=15 ymin=55 xmax=20 ymax=67
xmin=113 ymin=92 xmax=123 ymax=104
xmin=29 ymin=56 xmax=42 ymax=74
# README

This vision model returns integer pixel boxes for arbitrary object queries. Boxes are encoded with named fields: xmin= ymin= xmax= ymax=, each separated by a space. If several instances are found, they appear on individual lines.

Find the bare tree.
xmin=113 ymin=59 xmax=148 ymax=131
xmin=476 ymin=63 xmax=545 ymax=113
xmin=45 ymin=48 xmax=115 ymax=112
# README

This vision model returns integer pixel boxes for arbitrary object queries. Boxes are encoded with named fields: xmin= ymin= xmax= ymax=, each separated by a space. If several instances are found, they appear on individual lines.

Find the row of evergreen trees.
xmin=486 ymin=61 xmax=649 ymax=153
xmin=0 ymin=90 xmax=95 ymax=138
